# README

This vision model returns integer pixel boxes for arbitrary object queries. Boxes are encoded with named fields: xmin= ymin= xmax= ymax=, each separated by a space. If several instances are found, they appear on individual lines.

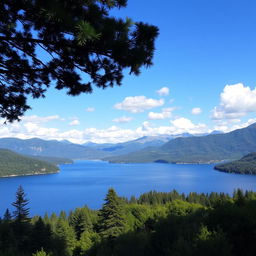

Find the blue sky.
xmin=2 ymin=0 xmax=256 ymax=143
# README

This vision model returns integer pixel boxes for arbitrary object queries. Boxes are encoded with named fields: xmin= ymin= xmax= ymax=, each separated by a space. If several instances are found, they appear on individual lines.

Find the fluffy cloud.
xmin=0 ymin=114 xmax=209 ymax=144
xmin=148 ymin=108 xmax=175 ymax=120
xmin=114 ymin=96 xmax=164 ymax=113
xmin=156 ymin=87 xmax=170 ymax=96
xmin=112 ymin=116 xmax=133 ymax=123
xmin=212 ymin=83 xmax=256 ymax=120
xmin=170 ymin=117 xmax=207 ymax=134
xmin=7 ymin=115 xmax=256 ymax=144
xmin=85 ymin=107 xmax=95 ymax=112
xmin=69 ymin=119 xmax=80 ymax=126
xmin=191 ymin=107 xmax=202 ymax=115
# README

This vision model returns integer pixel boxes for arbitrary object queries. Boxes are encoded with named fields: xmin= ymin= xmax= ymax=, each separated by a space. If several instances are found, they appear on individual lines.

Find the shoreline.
xmin=0 ymin=170 xmax=60 ymax=179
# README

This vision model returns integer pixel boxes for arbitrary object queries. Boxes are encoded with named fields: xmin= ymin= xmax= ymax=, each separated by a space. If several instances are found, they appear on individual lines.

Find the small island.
xmin=0 ymin=149 xmax=60 ymax=177
xmin=214 ymin=152 xmax=256 ymax=174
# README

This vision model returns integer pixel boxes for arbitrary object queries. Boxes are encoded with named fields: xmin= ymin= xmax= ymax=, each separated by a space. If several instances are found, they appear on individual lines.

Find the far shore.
xmin=0 ymin=170 xmax=60 ymax=179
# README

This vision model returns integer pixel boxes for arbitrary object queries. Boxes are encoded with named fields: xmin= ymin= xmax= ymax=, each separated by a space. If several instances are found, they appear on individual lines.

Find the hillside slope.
xmin=0 ymin=149 xmax=59 ymax=177
xmin=106 ymin=123 xmax=256 ymax=163
xmin=214 ymin=152 xmax=256 ymax=174
xmin=0 ymin=138 xmax=108 ymax=159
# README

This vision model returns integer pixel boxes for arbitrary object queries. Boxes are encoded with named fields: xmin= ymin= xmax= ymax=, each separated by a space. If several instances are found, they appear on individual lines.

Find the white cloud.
xmin=69 ymin=119 xmax=80 ymax=126
xmin=114 ymin=96 xmax=164 ymax=113
xmin=191 ymin=107 xmax=202 ymax=115
xmin=170 ymin=117 xmax=208 ymax=134
xmin=213 ymin=118 xmax=256 ymax=134
xmin=148 ymin=107 xmax=175 ymax=120
xmin=21 ymin=115 xmax=60 ymax=123
xmin=212 ymin=83 xmax=256 ymax=120
xmin=156 ymin=87 xmax=170 ymax=96
xmin=0 ymin=114 xmax=210 ymax=144
xmin=171 ymin=117 xmax=195 ymax=129
xmin=85 ymin=107 xmax=95 ymax=112
xmin=112 ymin=116 xmax=133 ymax=123
xmin=7 ymin=115 xmax=256 ymax=144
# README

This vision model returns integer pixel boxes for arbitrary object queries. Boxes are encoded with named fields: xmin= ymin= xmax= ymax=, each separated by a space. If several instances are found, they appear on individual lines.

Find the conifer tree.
xmin=3 ymin=208 xmax=12 ymax=222
xmin=11 ymin=186 xmax=31 ymax=253
xmin=99 ymin=188 xmax=126 ymax=239
xmin=0 ymin=0 xmax=158 ymax=122
xmin=55 ymin=219 xmax=76 ymax=256
xmin=12 ymin=185 xmax=30 ymax=223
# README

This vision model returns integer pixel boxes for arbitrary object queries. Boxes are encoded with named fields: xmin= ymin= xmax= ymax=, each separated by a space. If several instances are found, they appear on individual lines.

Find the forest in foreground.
xmin=1 ymin=187 xmax=256 ymax=256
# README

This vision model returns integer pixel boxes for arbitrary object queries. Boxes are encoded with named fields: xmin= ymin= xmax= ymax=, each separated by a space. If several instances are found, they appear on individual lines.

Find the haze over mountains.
xmin=105 ymin=123 xmax=256 ymax=163
xmin=0 ymin=124 xmax=255 ymax=164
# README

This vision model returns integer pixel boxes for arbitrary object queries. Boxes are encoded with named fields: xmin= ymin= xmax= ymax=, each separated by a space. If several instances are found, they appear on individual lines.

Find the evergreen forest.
xmin=1 ymin=186 xmax=256 ymax=256
xmin=215 ymin=152 xmax=256 ymax=174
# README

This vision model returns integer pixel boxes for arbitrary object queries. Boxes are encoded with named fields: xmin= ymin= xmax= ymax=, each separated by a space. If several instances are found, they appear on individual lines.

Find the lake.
xmin=1 ymin=160 xmax=256 ymax=216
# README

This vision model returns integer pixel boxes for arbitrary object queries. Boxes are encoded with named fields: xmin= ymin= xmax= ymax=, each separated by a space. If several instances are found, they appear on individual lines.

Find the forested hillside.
xmin=1 ymin=187 xmax=256 ymax=256
xmin=0 ymin=149 xmax=59 ymax=177
xmin=215 ymin=152 xmax=256 ymax=174
xmin=106 ymin=123 xmax=256 ymax=163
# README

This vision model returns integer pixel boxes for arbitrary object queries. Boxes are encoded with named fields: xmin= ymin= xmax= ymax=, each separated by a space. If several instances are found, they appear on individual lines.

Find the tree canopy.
xmin=0 ymin=0 xmax=159 ymax=121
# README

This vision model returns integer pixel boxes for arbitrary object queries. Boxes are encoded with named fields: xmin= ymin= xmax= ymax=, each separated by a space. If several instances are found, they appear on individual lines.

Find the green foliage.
xmin=54 ymin=219 xmax=76 ymax=256
xmin=69 ymin=206 xmax=97 ymax=239
xmin=98 ymin=188 xmax=126 ymax=239
xmin=32 ymin=248 xmax=50 ymax=256
xmin=0 ymin=0 xmax=158 ymax=121
xmin=194 ymin=225 xmax=233 ymax=256
xmin=215 ymin=152 xmax=256 ymax=174
xmin=167 ymin=199 xmax=204 ymax=216
xmin=0 ymin=149 xmax=59 ymax=177
xmin=2 ymin=187 xmax=256 ymax=255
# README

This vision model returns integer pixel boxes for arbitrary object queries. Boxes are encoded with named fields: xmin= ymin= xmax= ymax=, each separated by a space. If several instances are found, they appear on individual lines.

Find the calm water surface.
xmin=1 ymin=160 xmax=256 ymax=216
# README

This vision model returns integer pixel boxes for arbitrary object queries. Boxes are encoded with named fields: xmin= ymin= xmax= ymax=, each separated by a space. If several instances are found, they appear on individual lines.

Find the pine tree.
xmin=99 ymin=188 xmax=126 ymax=239
xmin=3 ymin=208 xmax=12 ymax=222
xmin=0 ymin=0 xmax=158 ymax=122
xmin=55 ymin=219 xmax=76 ymax=256
xmin=11 ymin=186 xmax=31 ymax=253
xmin=12 ymin=185 xmax=30 ymax=223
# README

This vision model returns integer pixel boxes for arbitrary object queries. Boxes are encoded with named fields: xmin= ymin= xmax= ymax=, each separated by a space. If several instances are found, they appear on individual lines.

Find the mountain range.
xmin=0 ymin=134 xmax=182 ymax=159
xmin=0 ymin=124 xmax=255 ymax=164
xmin=105 ymin=123 xmax=256 ymax=163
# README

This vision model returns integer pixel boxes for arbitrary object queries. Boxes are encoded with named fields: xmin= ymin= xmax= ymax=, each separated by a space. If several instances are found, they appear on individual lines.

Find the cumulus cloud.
xmin=170 ymin=117 xmax=208 ymax=134
xmin=156 ymin=87 xmax=170 ymax=96
xmin=112 ymin=116 xmax=133 ymax=123
xmin=212 ymin=83 xmax=256 ymax=120
xmin=114 ymin=96 xmax=164 ymax=113
xmin=69 ymin=119 xmax=80 ymax=126
xmin=85 ymin=107 xmax=95 ymax=112
xmin=191 ymin=107 xmax=202 ymax=115
xmin=148 ymin=107 xmax=175 ymax=120
xmin=0 ymin=114 xmax=211 ymax=144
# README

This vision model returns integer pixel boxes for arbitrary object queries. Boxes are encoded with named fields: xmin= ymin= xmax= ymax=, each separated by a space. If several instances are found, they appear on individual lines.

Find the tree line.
xmin=1 ymin=186 xmax=256 ymax=255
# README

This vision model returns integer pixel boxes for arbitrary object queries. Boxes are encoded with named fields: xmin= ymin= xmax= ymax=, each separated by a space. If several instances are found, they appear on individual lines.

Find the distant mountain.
xmin=105 ymin=123 xmax=256 ymax=163
xmin=0 ymin=149 xmax=59 ymax=177
xmin=0 ymin=138 xmax=108 ymax=159
xmin=83 ymin=135 xmax=174 ymax=156
xmin=215 ymin=152 xmax=256 ymax=174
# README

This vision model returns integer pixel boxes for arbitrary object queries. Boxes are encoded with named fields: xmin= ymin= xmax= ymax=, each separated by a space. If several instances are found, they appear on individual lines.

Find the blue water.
xmin=1 ymin=160 xmax=256 ymax=216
